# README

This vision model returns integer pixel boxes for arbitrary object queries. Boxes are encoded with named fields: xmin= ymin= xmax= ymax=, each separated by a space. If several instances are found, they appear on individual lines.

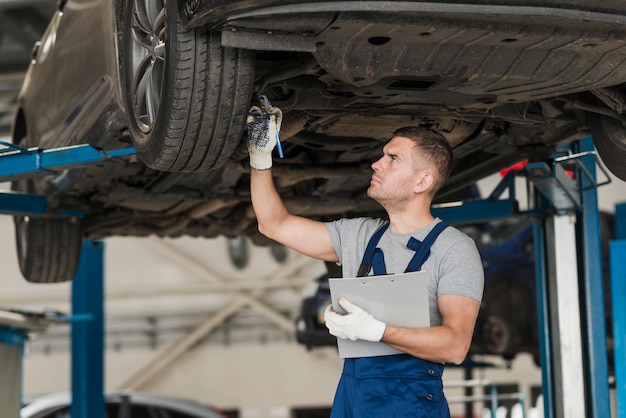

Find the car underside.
xmin=82 ymin=2 xmax=626 ymax=239
xmin=12 ymin=0 xmax=626 ymax=281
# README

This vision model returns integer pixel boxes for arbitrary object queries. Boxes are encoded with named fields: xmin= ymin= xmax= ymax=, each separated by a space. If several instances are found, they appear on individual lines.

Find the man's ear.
xmin=414 ymin=172 xmax=434 ymax=194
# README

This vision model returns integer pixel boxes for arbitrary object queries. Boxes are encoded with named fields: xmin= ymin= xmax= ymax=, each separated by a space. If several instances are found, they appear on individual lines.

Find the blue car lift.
xmin=613 ymin=202 xmax=626 ymax=418
xmin=0 ymin=141 xmax=134 ymax=418
xmin=0 ymin=137 xmax=624 ymax=418
xmin=432 ymin=136 xmax=618 ymax=418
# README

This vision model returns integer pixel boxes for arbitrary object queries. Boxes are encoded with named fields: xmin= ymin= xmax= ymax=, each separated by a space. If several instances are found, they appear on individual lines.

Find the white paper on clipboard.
xmin=328 ymin=271 xmax=430 ymax=358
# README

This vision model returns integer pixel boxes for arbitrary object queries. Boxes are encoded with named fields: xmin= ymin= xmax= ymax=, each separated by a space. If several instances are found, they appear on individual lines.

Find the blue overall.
xmin=330 ymin=221 xmax=451 ymax=418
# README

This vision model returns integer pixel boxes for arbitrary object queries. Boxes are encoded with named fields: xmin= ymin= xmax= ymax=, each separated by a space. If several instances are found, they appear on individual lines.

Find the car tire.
xmin=122 ymin=0 xmax=254 ymax=172
xmin=12 ymin=179 xmax=83 ymax=283
xmin=481 ymin=315 xmax=512 ymax=354
xmin=479 ymin=279 xmax=533 ymax=358
xmin=588 ymin=112 xmax=626 ymax=181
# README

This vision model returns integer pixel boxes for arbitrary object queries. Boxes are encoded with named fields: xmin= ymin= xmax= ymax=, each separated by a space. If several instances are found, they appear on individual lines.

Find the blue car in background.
xmin=296 ymin=212 xmax=615 ymax=364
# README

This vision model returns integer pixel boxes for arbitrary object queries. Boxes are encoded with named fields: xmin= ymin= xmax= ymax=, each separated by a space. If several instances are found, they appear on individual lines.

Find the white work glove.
xmin=246 ymin=95 xmax=283 ymax=170
xmin=324 ymin=297 xmax=386 ymax=342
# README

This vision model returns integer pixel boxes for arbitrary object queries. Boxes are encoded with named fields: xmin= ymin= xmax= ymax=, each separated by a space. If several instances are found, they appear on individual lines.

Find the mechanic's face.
xmin=368 ymin=136 xmax=424 ymax=207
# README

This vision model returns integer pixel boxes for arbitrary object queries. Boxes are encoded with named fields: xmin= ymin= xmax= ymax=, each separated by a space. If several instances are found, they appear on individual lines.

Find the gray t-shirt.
xmin=326 ymin=217 xmax=484 ymax=327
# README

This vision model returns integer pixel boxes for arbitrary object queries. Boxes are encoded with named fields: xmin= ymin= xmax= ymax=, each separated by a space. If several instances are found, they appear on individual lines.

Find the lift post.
xmin=545 ymin=213 xmax=587 ymax=417
xmin=613 ymin=203 xmax=626 ymax=418
xmin=71 ymin=240 xmax=105 ymax=418
xmin=0 ymin=141 xmax=129 ymax=418
xmin=528 ymin=137 xmax=611 ymax=418
xmin=577 ymin=137 xmax=610 ymax=418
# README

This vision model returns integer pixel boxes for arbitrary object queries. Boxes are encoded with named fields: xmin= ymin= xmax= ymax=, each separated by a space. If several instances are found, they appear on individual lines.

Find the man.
xmin=247 ymin=96 xmax=484 ymax=417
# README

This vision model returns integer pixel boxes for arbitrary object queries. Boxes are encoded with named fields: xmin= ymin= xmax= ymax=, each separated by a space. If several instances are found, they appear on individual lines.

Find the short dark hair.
xmin=392 ymin=126 xmax=453 ymax=194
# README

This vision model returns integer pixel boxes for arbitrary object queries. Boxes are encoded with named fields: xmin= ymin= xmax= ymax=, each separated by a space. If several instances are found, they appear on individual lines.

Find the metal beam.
xmin=71 ymin=241 xmax=105 ymax=418
xmin=612 ymin=239 xmax=626 ymax=418
xmin=144 ymin=238 xmax=313 ymax=331
xmin=0 ymin=275 xmax=318 ymax=306
xmin=533 ymin=216 xmax=555 ymax=418
xmin=111 ymin=238 xmax=322 ymax=390
xmin=0 ymin=142 xmax=136 ymax=184
xmin=433 ymin=198 xmax=519 ymax=224
xmin=577 ymin=137 xmax=610 ymax=418
xmin=117 ymin=296 xmax=249 ymax=391
xmin=526 ymin=161 xmax=580 ymax=212
xmin=0 ymin=190 xmax=48 ymax=216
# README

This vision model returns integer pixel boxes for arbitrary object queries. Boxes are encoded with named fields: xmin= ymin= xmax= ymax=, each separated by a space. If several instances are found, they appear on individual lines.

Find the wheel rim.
xmin=483 ymin=315 xmax=510 ymax=353
xmin=129 ymin=0 xmax=166 ymax=134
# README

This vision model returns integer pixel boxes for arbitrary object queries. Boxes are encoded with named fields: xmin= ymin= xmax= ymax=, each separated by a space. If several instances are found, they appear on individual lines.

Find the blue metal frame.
xmin=614 ymin=203 xmax=626 ymax=418
xmin=532 ymin=216 xmax=554 ymax=418
xmin=71 ymin=240 xmax=105 ymax=418
xmin=433 ymin=198 xmax=519 ymax=224
xmin=528 ymin=137 xmax=612 ymax=418
xmin=434 ymin=170 xmax=528 ymax=224
xmin=0 ymin=141 xmax=135 ymax=183
xmin=526 ymin=160 xmax=581 ymax=212
xmin=0 ymin=142 xmax=135 ymax=217
xmin=576 ymin=137 xmax=610 ymax=418
xmin=613 ymin=240 xmax=626 ymax=418
xmin=0 ymin=326 xmax=28 ymax=347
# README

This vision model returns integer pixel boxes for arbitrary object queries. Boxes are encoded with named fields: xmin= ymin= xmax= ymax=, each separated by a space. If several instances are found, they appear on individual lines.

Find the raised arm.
xmin=250 ymin=169 xmax=338 ymax=261
xmin=247 ymin=96 xmax=338 ymax=262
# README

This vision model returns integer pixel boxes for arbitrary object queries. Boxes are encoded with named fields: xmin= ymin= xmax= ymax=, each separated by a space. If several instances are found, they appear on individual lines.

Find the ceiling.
xmin=0 ymin=0 xmax=56 ymax=135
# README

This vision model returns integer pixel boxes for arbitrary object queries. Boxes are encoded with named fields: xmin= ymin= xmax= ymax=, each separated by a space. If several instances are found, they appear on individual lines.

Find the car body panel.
xmin=20 ymin=392 xmax=227 ymax=418
xmin=20 ymin=1 xmax=125 ymax=152
xmin=180 ymin=1 xmax=626 ymax=28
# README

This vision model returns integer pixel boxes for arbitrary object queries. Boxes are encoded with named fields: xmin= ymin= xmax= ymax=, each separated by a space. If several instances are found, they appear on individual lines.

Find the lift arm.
xmin=0 ymin=141 xmax=136 ymax=216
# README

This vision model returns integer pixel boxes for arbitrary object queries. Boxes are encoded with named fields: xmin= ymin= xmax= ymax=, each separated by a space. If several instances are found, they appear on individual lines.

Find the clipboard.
xmin=328 ymin=271 xmax=430 ymax=358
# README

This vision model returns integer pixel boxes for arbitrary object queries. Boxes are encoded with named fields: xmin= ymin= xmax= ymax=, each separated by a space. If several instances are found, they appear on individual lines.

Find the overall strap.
xmin=405 ymin=221 xmax=449 ymax=272
xmin=357 ymin=222 xmax=389 ymax=277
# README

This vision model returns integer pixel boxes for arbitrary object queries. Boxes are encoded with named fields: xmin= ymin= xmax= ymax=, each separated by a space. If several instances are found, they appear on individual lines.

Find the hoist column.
xmin=531 ymin=136 xmax=611 ymax=418
xmin=543 ymin=214 xmax=586 ymax=418
xmin=613 ymin=202 xmax=626 ymax=418
xmin=71 ymin=240 xmax=105 ymax=418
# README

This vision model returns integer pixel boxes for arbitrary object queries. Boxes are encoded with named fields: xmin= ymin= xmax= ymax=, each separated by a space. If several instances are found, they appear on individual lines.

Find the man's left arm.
xmin=381 ymin=294 xmax=480 ymax=364
xmin=324 ymin=233 xmax=484 ymax=364
xmin=324 ymin=293 xmax=480 ymax=364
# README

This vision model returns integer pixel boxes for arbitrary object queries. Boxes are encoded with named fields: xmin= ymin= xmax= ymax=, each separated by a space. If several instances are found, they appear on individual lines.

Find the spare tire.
xmin=122 ymin=0 xmax=254 ymax=172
